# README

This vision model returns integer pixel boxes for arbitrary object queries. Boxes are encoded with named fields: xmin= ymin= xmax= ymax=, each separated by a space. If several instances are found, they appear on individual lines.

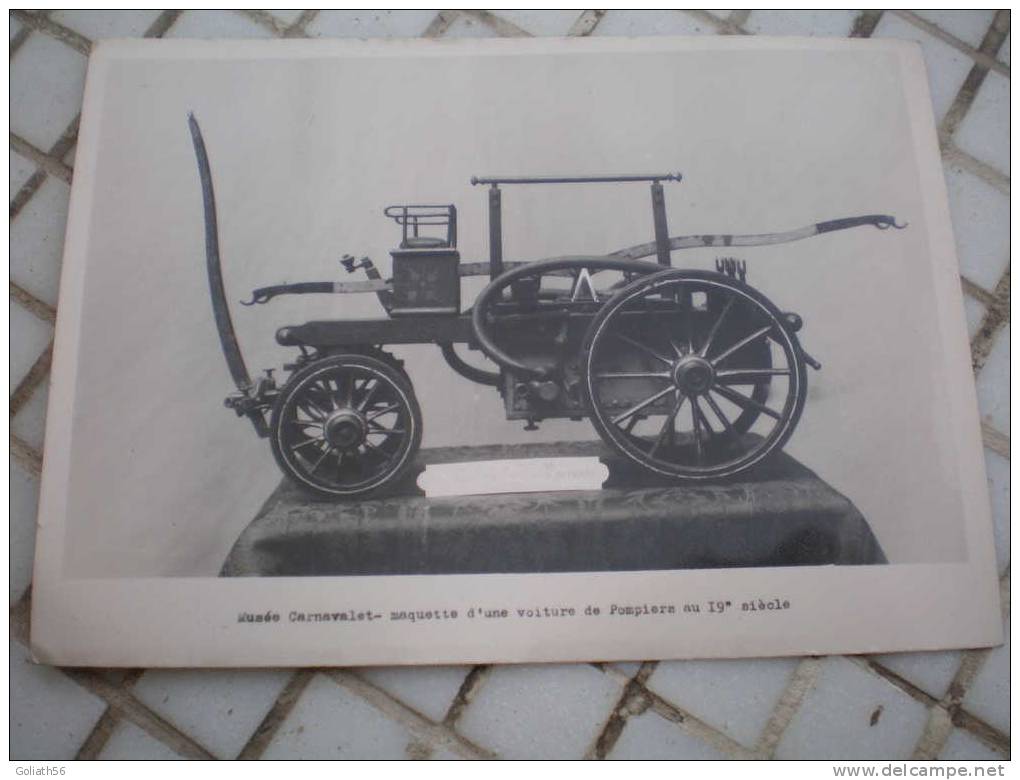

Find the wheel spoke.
xmin=690 ymin=397 xmax=704 ymax=463
xmin=610 ymin=385 xmax=675 ymax=426
xmin=713 ymin=384 xmax=781 ymax=420
xmin=610 ymin=332 xmax=672 ymax=366
xmin=368 ymin=427 xmax=406 ymax=436
xmin=716 ymin=368 xmax=789 ymax=384
xmin=357 ymin=380 xmax=382 ymax=412
xmin=309 ymin=445 xmax=335 ymax=473
xmin=290 ymin=438 xmax=323 ymax=453
xmin=699 ymin=296 xmax=735 ymax=359
xmin=298 ymin=398 xmax=328 ymax=421
xmin=683 ymin=288 xmax=696 ymax=355
xmin=710 ymin=325 xmax=772 ymax=367
xmin=363 ymin=439 xmax=389 ymax=459
xmin=702 ymin=392 xmax=741 ymax=444
xmin=594 ymin=372 xmax=671 ymax=380
xmin=336 ymin=373 xmax=354 ymax=406
xmin=289 ymin=419 xmax=323 ymax=429
xmin=366 ymin=403 xmax=400 ymax=421
xmin=649 ymin=395 xmax=686 ymax=457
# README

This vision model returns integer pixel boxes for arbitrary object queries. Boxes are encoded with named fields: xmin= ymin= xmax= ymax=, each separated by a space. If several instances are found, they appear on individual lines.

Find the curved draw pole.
xmin=611 ymin=214 xmax=906 ymax=262
xmin=188 ymin=114 xmax=269 ymax=436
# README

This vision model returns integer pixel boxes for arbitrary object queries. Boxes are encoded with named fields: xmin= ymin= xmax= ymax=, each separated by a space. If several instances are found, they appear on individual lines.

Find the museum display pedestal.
xmin=221 ymin=442 xmax=886 ymax=576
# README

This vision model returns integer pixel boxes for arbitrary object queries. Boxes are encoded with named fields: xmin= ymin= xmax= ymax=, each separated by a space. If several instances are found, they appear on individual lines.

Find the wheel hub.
xmin=323 ymin=409 xmax=368 ymax=449
xmin=673 ymin=355 xmax=714 ymax=396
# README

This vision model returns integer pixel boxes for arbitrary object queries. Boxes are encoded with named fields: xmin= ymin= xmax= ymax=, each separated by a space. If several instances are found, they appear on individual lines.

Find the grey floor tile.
xmin=260 ymin=674 xmax=421 ymax=759
xmin=50 ymin=9 xmax=163 ymax=40
xmin=10 ymin=640 xmax=107 ymax=760
xmin=166 ymin=10 xmax=276 ymax=39
xmin=10 ymin=304 xmax=52 ymax=394
xmin=455 ymin=663 xmax=622 ymax=758
xmin=10 ymin=463 xmax=40 ymax=605
xmin=975 ymin=325 xmax=1009 ymax=433
xmin=871 ymin=650 xmax=962 ymax=701
xmin=914 ymin=10 xmax=997 ymax=49
xmin=775 ymin=657 xmax=930 ymax=759
xmin=962 ymin=617 xmax=1010 ymax=735
xmin=132 ymin=668 xmax=292 ymax=758
xmin=746 ymin=9 xmax=858 ymax=37
xmin=647 ymin=657 xmax=798 ymax=748
xmin=358 ymin=665 xmax=469 ymax=722
xmin=942 ymin=166 xmax=1010 ymax=292
xmin=873 ymin=13 xmax=973 ymax=122
xmin=496 ymin=10 xmax=583 ymax=36
xmin=306 ymin=10 xmax=437 ymax=39
xmin=10 ymin=150 xmax=37 ymax=197
xmin=10 ymin=175 xmax=71 ymax=309
xmin=11 ymin=378 xmax=50 ymax=453
xmin=609 ymin=710 xmax=727 ymax=760
xmin=593 ymin=10 xmax=719 ymax=37
xmin=9 ymin=32 xmax=88 ymax=150
xmin=962 ymin=295 xmax=986 ymax=338
xmin=954 ymin=72 xmax=1009 ymax=176
xmin=983 ymin=449 xmax=1010 ymax=576
xmin=98 ymin=720 xmax=188 ymax=760
xmin=939 ymin=727 xmax=1006 ymax=761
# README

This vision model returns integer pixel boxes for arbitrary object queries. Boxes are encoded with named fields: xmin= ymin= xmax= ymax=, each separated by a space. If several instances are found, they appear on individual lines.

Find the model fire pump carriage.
xmin=189 ymin=115 xmax=905 ymax=499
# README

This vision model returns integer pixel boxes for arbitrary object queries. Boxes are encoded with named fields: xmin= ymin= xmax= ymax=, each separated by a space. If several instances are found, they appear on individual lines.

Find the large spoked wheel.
xmin=270 ymin=354 xmax=423 ymax=498
xmin=584 ymin=269 xmax=807 ymax=481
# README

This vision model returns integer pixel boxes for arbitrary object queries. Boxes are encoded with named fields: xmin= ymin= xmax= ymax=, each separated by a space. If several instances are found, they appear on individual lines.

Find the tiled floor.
xmin=9 ymin=10 xmax=1010 ymax=760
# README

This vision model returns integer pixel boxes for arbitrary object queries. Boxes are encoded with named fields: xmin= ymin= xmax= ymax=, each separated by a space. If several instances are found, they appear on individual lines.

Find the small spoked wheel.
xmin=270 ymin=354 xmax=422 ymax=498
xmin=584 ymin=269 xmax=807 ymax=481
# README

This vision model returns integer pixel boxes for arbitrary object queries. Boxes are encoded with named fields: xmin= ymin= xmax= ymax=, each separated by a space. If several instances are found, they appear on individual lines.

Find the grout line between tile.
xmin=727 ymin=10 xmax=752 ymax=28
xmin=644 ymin=684 xmax=757 ymax=759
xmin=10 ymin=114 xmax=79 ymax=220
xmin=422 ymin=10 xmax=460 ymax=39
xmin=971 ymin=267 xmax=1010 ymax=374
xmin=961 ymin=276 xmax=998 ymax=308
xmin=283 ymin=10 xmax=319 ymax=38
xmin=908 ymin=650 xmax=1000 ymax=758
xmin=943 ymin=143 xmax=1010 ymax=197
xmin=9 ymin=588 xmax=32 ymax=646
xmin=11 ymin=433 xmax=43 ymax=476
xmin=9 ymin=22 xmax=33 ymax=58
xmin=60 ymin=669 xmax=218 ymax=760
xmin=10 ymin=283 xmax=57 ymax=323
xmin=681 ymin=9 xmax=748 ymax=35
xmin=856 ymin=654 xmax=1009 ymax=760
xmin=567 ymin=10 xmax=606 ymax=37
xmin=323 ymin=669 xmax=494 ymax=759
xmin=939 ymin=11 xmax=1011 ymax=144
xmin=850 ymin=10 xmax=885 ymax=38
xmin=235 ymin=669 xmax=316 ymax=759
xmin=10 ymin=340 xmax=53 ymax=419
xmin=982 ymin=422 xmax=1010 ymax=459
xmin=10 ymin=9 xmax=91 ymax=55
xmin=9 ymin=132 xmax=73 ymax=184
xmin=754 ymin=656 xmax=823 ymax=758
xmin=586 ymin=661 xmax=657 ymax=759
xmin=143 ymin=10 xmax=183 ymax=39
xmin=441 ymin=664 xmax=489 ymax=727
xmin=460 ymin=10 xmax=532 ymax=38
xmin=893 ymin=10 xmax=1010 ymax=77
xmin=595 ymin=658 xmax=762 ymax=759
xmin=237 ymin=9 xmax=289 ymax=37
xmin=74 ymin=669 xmax=147 ymax=760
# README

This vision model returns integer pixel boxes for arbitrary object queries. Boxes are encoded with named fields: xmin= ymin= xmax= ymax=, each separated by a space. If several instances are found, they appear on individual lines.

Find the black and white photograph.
xmin=30 ymin=35 xmax=1000 ymax=668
